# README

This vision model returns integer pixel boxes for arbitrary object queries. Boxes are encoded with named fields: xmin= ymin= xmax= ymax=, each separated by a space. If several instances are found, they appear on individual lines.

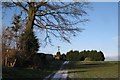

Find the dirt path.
xmin=44 ymin=61 xmax=69 ymax=80
xmin=51 ymin=61 xmax=69 ymax=80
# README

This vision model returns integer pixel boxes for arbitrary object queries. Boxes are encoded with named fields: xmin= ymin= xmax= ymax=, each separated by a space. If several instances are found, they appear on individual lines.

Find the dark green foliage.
xmin=66 ymin=50 xmax=74 ymax=61
xmin=18 ymin=29 xmax=39 ymax=67
xmin=66 ymin=50 xmax=105 ymax=61
xmin=61 ymin=53 xmax=67 ymax=61
xmin=66 ymin=50 xmax=80 ymax=61
xmin=19 ymin=30 xmax=39 ymax=56
xmin=97 ymin=51 xmax=105 ymax=61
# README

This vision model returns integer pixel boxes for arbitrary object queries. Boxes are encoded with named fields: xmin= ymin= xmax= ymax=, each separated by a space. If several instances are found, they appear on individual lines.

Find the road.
xmin=51 ymin=61 xmax=69 ymax=80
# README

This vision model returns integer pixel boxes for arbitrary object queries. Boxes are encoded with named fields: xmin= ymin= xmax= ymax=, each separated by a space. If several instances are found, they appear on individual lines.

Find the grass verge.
xmin=2 ymin=61 xmax=63 ymax=79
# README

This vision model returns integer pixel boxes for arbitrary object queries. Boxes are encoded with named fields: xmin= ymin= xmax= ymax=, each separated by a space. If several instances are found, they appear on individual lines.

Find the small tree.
xmin=11 ymin=14 xmax=23 ymax=49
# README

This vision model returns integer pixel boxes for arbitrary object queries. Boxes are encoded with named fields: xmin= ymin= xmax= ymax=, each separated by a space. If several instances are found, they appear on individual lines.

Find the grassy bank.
xmin=65 ymin=61 xmax=119 ymax=79
xmin=2 ymin=61 xmax=63 ymax=79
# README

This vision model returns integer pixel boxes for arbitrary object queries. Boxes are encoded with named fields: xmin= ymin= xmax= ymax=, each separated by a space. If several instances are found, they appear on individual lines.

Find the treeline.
xmin=66 ymin=50 xmax=105 ymax=61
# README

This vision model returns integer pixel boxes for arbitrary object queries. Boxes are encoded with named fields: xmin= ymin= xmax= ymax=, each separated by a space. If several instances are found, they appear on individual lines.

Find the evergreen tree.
xmin=19 ymin=29 xmax=39 ymax=67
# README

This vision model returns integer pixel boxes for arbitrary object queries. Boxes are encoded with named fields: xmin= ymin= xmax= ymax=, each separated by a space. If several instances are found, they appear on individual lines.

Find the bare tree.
xmin=2 ymin=27 xmax=14 ymax=50
xmin=2 ymin=1 xmax=90 ymax=44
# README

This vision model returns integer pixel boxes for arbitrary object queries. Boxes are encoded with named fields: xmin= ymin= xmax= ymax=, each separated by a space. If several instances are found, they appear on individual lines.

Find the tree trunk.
xmin=26 ymin=3 xmax=36 ymax=32
xmin=5 ymin=57 xmax=7 ymax=67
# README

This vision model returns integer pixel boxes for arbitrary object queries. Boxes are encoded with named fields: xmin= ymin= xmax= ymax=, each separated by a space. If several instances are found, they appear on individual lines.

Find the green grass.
xmin=2 ymin=61 xmax=119 ymax=79
xmin=2 ymin=61 xmax=63 ymax=79
xmin=65 ymin=61 xmax=119 ymax=79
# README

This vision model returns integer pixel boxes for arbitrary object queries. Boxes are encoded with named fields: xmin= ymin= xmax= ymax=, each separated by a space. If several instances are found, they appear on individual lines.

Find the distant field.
xmin=65 ymin=61 xmax=119 ymax=79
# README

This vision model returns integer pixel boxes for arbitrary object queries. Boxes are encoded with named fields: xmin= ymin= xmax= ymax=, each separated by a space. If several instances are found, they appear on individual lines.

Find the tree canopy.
xmin=2 ymin=2 xmax=90 ymax=44
xmin=66 ymin=50 xmax=105 ymax=61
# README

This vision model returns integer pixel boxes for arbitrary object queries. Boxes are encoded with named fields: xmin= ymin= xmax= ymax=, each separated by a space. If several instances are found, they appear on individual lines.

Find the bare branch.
xmin=3 ymin=2 xmax=90 ymax=44
xmin=14 ymin=2 xmax=28 ymax=12
xmin=36 ymin=2 xmax=47 ymax=9
xmin=43 ymin=3 xmax=57 ymax=10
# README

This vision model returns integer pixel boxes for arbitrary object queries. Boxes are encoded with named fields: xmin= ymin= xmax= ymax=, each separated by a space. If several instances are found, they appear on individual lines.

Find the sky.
xmin=39 ymin=2 xmax=118 ymax=61
xmin=2 ymin=2 xmax=118 ymax=61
